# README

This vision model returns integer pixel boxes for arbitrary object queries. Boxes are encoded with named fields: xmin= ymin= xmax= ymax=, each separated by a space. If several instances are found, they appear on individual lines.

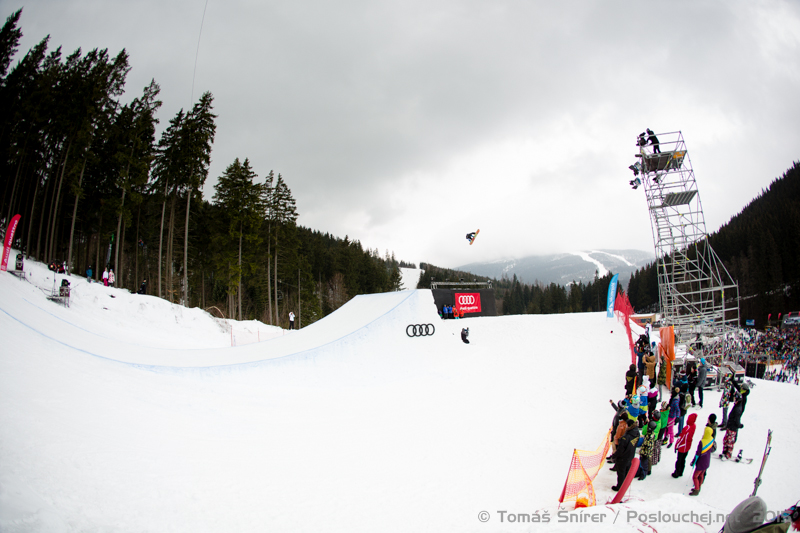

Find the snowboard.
xmin=716 ymin=450 xmax=753 ymax=464
xmin=469 ymin=229 xmax=480 ymax=245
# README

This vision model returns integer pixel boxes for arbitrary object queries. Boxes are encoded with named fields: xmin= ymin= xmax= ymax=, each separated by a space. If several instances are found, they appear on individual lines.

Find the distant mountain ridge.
xmin=458 ymin=249 xmax=654 ymax=286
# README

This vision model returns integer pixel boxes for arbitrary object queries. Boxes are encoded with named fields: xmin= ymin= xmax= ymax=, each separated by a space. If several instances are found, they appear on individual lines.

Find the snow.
xmin=1 ymin=252 xmax=799 ymax=532
xmin=399 ymin=267 xmax=422 ymax=290
xmin=591 ymin=250 xmax=635 ymax=268
xmin=569 ymin=251 xmax=609 ymax=277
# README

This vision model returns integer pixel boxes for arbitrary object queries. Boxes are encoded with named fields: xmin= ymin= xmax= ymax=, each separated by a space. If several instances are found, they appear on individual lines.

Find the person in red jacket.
xmin=671 ymin=412 xmax=698 ymax=478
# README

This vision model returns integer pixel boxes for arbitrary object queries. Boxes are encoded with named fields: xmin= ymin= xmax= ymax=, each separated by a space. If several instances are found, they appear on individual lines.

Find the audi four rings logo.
xmin=406 ymin=324 xmax=435 ymax=337
xmin=457 ymin=295 xmax=476 ymax=305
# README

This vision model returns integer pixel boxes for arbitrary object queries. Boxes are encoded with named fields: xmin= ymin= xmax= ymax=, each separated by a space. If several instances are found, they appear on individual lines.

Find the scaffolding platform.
xmin=630 ymin=131 xmax=739 ymax=352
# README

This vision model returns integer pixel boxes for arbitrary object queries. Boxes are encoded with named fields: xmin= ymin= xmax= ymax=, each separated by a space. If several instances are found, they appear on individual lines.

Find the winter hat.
xmin=723 ymin=496 xmax=767 ymax=533
xmin=661 ymin=401 xmax=668 ymax=410
xmin=701 ymin=358 xmax=706 ymax=365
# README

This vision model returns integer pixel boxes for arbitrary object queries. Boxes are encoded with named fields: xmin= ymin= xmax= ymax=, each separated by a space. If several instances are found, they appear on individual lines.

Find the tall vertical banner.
xmin=1 ymin=214 xmax=21 ymax=272
xmin=606 ymin=273 xmax=619 ymax=318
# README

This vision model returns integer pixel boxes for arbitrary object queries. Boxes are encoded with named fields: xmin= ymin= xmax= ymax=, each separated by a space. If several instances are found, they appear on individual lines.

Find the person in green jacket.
xmin=649 ymin=410 xmax=664 ymax=469
xmin=658 ymin=400 xmax=670 ymax=444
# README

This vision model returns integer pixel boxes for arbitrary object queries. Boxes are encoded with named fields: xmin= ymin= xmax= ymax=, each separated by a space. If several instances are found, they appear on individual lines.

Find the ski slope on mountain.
xmin=1 ymin=254 xmax=799 ymax=532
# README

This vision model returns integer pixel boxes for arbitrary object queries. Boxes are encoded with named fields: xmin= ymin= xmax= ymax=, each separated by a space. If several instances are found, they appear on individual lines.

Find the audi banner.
xmin=431 ymin=289 xmax=497 ymax=317
xmin=454 ymin=293 xmax=481 ymax=314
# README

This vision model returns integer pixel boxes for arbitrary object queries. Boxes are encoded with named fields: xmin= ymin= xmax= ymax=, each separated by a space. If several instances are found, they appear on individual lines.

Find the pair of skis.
xmin=751 ymin=429 xmax=772 ymax=497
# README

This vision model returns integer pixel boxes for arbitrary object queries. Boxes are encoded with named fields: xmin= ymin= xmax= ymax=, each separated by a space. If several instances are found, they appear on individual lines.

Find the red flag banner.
xmin=1 ymin=214 xmax=21 ymax=272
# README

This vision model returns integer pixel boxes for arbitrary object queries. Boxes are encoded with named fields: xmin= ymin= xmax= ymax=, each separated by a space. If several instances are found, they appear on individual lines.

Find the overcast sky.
xmin=8 ymin=0 xmax=800 ymax=267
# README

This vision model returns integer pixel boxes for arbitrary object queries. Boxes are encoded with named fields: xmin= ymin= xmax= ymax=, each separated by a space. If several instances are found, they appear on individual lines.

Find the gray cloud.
xmin=10 ymin=0 xmax=800 ymax=267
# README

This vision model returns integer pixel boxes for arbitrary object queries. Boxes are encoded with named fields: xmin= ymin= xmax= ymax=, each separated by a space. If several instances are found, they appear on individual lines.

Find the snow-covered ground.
xmin=1 ymin=253 xmax=798 ymax=532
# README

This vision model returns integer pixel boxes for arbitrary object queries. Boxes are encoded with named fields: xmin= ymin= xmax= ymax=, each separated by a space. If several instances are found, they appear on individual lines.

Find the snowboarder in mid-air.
xmin=466 ymin=229 xmax=480 ymax=245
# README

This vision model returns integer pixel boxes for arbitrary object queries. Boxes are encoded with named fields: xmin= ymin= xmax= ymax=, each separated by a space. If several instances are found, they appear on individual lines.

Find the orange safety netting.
xmin=614 ymin=291 xmax=636 ymax=365
xmin=660 ymin=325 xmax=676 ymax=387
xmin=558 ymin=430 xmax=611 ymax=508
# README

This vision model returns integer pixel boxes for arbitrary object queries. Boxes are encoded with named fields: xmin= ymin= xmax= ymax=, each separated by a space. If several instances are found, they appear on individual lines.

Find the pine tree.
xmin=213 ymin=158 xmax=265 ymax=320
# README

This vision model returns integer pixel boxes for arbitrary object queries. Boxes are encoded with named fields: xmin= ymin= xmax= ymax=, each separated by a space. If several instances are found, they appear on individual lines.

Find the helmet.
xmin=648 ymin=420 xmax=658 ymax=431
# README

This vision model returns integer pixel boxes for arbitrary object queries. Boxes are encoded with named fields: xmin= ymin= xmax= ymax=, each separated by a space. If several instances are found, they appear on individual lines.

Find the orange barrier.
xmin=558 ymin=431 xmax=611 ymax=508
xmin=660 ymin=326 xmax=675 ymax=387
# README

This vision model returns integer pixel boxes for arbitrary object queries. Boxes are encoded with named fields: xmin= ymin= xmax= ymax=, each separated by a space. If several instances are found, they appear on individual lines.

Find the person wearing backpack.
xmin=666 ymin=388 xmax=681 ymax=448
xmin=637 ymin=420 xmax=658 ymax=481
xmin=611 ymin=419 xmax=640 ymax=491
xmin=671 ymin=413 xmax=697 ymax=478
xmin=677 ymin=385 xmax=690 ymax=435
xmin=689 ymin=426 xmax=715 ymax=496
xmin=721 ymin=384 xmax=749 ymax=459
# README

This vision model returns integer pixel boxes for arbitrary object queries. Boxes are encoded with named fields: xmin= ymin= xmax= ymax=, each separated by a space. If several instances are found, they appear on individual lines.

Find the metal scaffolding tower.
xmin=630 ymin=130 xmax=739 ymax=352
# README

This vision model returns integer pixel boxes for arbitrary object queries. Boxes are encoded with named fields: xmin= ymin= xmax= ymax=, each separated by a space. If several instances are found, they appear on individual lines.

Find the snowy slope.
xmin=1 ymin=253 xmax=798 ymax=533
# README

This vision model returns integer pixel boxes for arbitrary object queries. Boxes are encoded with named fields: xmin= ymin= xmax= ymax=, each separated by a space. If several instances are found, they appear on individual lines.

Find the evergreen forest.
xmin=2 ymin=10 xmax=798 ymax=329
xmin=627 ymin=161 xmax=800 ymax=328
xmin=0 ymin=10 xmax=404 ymax=327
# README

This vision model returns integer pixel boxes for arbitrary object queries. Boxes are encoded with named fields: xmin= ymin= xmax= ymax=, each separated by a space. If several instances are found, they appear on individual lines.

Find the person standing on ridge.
xmin=647 ymin=129 xmax=660 ymax=153
xmin=625 ymin=364 xmax=637 ymax=396
xmin=696 ymin=358 xmax=708 ymax=408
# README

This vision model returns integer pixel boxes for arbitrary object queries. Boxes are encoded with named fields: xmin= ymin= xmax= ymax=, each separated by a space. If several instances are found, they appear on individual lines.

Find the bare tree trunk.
xmin=167 ymin=193 xmax=176 ymax=301
xmin=114 ymin=187 xmax=126 ymax=269
xmin=120 ymin=217 xmax=127 ymax=288
xmin=157 ymin=179 xmax=168 ymax=298
xmin=49 ymin=141 xmax=71 ymax=262
xmin=266 ymin=222 xmax=272 ymax=324
xmin=135 ymin=206 xmax=140 ymax=289
xmin=183 ymin=185 xmax=192 ymax=306
xmin=95 ymin=221 xmax=101 ymax=276
xmin=67 ymin=157 xmax=87 ymax=273
xmin=274 ymin=241 xmax=279 ymax=326
xmin=25 ymin=170 xmax=42 ymax=259
xmin=38 ymin=154 xmax=59 ymax=260
xmin=227 ymin=261 xmax=232 ymax=318
xmin=238 ymin=223 xmax=242 ymax=321
xmin=4 ymin=147 xmax=25 ymax=226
